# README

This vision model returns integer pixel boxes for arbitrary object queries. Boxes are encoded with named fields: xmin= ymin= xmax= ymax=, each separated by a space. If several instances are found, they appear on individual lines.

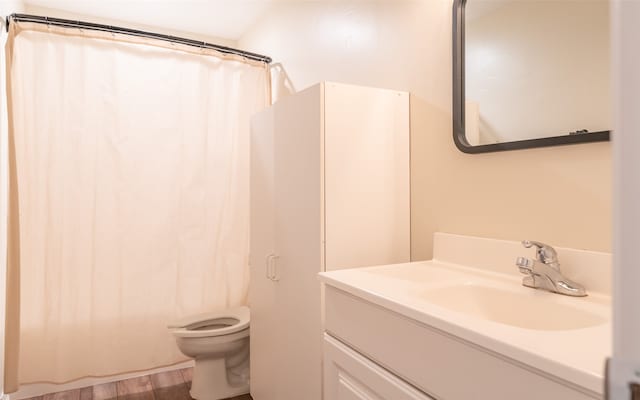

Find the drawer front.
xmin=324 ymin=286 xmax=600 ymax=400
xmin=324 ymin=333 xmax=434 ymax=400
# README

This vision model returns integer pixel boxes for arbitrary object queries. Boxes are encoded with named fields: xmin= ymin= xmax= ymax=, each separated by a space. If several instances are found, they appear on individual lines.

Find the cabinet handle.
xmin=266 ymin=254 xmax=274 ymax=280
xmin=265 ymin=254 xmax=280 ymax=281
xmin=271 ymin=255 xmax=280 ymax=282
xmin=265 ymin=254 xmax=279 ymax=281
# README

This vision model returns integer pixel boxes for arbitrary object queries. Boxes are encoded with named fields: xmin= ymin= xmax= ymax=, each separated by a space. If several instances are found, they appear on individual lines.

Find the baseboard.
xmin=11 ymin=360 xmax=195 ymax=400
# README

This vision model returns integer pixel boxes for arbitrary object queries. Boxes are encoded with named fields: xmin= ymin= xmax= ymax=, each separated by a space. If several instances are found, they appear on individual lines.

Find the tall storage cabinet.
xmin=249 ymin=82 xmax=410 ymax=400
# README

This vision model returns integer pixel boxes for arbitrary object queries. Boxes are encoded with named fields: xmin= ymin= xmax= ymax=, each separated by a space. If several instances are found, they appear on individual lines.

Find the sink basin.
xmin=419 ymin=284 xmax=606 ymax=331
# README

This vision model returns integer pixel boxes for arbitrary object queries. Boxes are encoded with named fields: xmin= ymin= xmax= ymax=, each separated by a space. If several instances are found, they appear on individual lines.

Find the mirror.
xmin=453 ymin=0 xmax=611 ymax=153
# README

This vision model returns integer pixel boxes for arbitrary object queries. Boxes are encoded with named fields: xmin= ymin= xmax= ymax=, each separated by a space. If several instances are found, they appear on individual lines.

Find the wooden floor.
xmin=23 ymin=368 xmax=251 ymax=400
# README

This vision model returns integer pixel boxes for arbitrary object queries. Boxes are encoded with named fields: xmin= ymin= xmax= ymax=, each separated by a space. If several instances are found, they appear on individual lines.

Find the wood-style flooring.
xmin=22 ymin=368 xmax=251 ymax=400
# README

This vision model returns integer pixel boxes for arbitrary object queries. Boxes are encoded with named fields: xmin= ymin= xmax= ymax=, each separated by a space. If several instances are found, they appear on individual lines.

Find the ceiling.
xmin=23 ymin=0 xmax=280 ymax=40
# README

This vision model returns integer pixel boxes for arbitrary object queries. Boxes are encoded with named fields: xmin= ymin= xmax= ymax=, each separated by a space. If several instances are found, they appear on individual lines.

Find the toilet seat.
xmin=168 ymin=306 xmax=250 ymax=338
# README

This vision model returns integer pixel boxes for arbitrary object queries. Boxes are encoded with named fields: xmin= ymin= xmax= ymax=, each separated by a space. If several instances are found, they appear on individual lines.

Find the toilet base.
xmin=190 ymin=357 xmax=249 ymax=400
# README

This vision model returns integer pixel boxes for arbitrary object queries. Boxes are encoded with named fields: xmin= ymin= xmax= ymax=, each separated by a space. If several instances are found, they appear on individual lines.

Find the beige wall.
xmin=239 ymin=0 xmax=612 ymax=260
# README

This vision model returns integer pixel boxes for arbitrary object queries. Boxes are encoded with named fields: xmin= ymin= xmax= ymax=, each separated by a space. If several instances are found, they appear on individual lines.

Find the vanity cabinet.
xmin=322 ymin=285 xmax=601 ymax=400
xmin=249 ymin=82 xmax=410 ymax=400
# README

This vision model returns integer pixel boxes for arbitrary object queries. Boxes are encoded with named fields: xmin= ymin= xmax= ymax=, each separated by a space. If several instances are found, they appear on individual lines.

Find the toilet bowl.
xmin=169 ymin=306 xmax=250 ymax=400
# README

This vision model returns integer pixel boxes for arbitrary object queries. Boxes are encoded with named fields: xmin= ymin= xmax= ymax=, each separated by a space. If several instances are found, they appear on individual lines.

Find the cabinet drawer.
xmin=324 ymin=333 xmax=434 ymax=400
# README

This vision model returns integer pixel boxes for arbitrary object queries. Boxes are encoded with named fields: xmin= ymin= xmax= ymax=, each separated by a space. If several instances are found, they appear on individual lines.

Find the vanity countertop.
xmin=319 ymin=259 xmax=610 ymax=395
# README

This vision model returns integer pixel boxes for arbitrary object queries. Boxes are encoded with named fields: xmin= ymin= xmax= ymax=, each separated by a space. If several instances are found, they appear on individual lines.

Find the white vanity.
xmin=319 ymin=233 xmax=611 ymax=400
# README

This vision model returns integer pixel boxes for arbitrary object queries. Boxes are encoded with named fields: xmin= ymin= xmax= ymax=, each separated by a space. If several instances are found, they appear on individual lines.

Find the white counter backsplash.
xmin=433 ymin=232 xmax=611 ymax=296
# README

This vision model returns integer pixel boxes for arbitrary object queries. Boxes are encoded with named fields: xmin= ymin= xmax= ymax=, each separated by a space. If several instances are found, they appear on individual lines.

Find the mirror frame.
xmin=452 ymin=0 xmax=611 ymax=154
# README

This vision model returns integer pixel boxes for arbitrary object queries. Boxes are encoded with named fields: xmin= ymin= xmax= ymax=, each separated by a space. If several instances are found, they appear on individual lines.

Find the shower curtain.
xmin=4 ymin=21 xmax=269 ymax=389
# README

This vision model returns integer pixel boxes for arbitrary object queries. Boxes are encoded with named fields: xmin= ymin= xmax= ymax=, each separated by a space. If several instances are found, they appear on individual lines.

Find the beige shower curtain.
xmin=4 ymin=21 xmax=269 ymax=389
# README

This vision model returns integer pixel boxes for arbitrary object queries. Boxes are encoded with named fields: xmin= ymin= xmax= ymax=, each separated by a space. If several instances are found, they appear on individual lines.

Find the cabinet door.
xmin=272 ymin=84 xmax=324 ymax=400
xmin=249 ymin=108 xmax=278 ymax=400
xmin=324 ymin=334 xmax=434 ymax=400
xmin=324 ymin=82 xmax=410 ymax=271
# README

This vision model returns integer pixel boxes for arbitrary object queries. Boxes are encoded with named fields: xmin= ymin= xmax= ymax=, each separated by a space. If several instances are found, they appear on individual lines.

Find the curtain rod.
xmin=5 ymin=13 xmax=273 ymax=64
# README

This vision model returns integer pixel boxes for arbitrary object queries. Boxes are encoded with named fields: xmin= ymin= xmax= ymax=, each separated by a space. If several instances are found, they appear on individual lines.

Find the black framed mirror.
xmin=453 ymin=0 xmax=611 ymax=153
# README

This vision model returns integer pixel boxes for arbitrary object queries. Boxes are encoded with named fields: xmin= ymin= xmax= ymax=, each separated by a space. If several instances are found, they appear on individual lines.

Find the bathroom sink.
xmin=419 ymin=284 xmax=606 ymax=331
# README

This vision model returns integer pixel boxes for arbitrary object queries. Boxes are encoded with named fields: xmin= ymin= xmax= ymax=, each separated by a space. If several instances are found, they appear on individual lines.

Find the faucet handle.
xmin=515 ymin=256 xmax=534 ymax=275
xmin=522 ymin=240 xmax=558 ymax=264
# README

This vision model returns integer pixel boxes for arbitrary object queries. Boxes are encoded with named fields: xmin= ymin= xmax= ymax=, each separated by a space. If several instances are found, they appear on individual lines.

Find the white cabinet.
xmin=323 ymin=285 xmax=600 ymax=400
xmin=324 ymin=334 xmax=434 ymax=400
xmin=248 ymin=106 xmax=278 ymax=400
xmin=249 ymin=82 xmax=410 ymax=400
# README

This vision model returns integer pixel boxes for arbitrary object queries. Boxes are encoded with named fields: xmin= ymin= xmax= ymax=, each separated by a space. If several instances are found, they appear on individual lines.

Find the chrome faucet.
xmin=515 ymin=240 xmax=587 ymax=297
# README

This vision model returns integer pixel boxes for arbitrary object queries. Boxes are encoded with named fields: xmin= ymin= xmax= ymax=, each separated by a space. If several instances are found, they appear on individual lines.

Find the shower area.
xmin=0 ymin=13 xmax=270 ymax=397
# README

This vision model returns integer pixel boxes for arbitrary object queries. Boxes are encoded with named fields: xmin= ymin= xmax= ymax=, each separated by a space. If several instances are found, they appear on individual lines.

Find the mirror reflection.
xmin=464 ymin=0 xmax=610 ymax=145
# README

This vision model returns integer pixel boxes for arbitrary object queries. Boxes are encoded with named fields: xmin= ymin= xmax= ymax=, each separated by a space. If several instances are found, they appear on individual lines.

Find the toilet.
xmin=168 ymin=306 xmax=250 ymax=400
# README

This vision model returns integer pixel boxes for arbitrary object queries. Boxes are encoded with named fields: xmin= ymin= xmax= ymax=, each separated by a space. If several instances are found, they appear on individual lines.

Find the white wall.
xmin=22 ymin=4 xmax=239 ymax=48
xmin=241 ymin=1 xmax=451 ymax=110
xmin=466 ymin=0 xmax=610 ymax=143
xmin=0 ymin=1 xmax=26 ymax=397
xmin=23 ymin=0 xmax=270 ymax=41
xmin=239 ymin=0 xmax=612 ymax=260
